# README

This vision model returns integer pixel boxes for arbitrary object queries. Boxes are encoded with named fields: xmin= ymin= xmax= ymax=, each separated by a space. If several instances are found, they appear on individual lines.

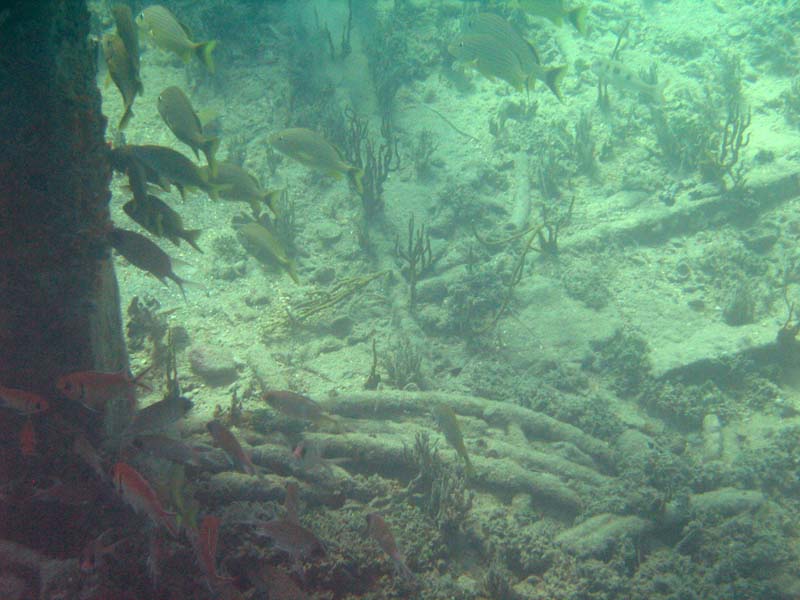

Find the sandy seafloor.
xmin=88 ymin=0 xmax=800 ymax=597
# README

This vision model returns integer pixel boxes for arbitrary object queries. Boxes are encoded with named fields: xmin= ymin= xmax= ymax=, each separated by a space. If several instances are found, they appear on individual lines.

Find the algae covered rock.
xmin=555 ymin=513 xmax=653 ymax=558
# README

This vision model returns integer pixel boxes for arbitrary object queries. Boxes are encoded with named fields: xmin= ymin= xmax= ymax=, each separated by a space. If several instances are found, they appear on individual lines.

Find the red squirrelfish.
xmin=56 ymin=367 xmax=151 ymax=412
xmin=31 ymin=478 xmax=99 ymax=506
xmin=247 ymin=563 xmax=308 ymax=599
xmin=206 ymin=420 xmax=256 ymax=475
xmin=112 ymin=462 xmax=177 ymax=537
xmin=366 ymin=512 xmax=415 ymax=581
xmin=20 ymin=418 xmax=37 ymax=457
xmin=147 ymin=531 xmax=167 ymax=588
xmin=0 ymin=384 xmax=49 ymax=414
xmin=80 ymin=528 xmax=128 ymax=574
xmin=190 ymin=515 xmax=234 ymax=592
xmin=291 ymin=440 xmax=346 ymax=475
xmin=284 ymin=482 xmax=300 ymax=525
xmin=73 ymin=435 xmax=108 ymax=481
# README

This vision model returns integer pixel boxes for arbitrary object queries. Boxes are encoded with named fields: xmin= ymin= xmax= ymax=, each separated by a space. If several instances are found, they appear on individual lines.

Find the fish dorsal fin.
xmin=523 ymin=39 xmax=540 ymax=65
xmin=196 ymin=107 xmax=220 ymax=128
xmin=178 ymin=20 xmax=193 ymax=41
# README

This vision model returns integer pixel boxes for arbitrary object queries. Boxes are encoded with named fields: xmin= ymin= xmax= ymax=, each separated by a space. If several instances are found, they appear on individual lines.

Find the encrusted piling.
xmin=0 ymin=0 xmax=126 ymax=396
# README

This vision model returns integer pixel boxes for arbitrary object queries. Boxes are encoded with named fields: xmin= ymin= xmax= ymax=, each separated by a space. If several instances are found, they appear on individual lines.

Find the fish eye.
xmin=62 ymin=381 xmax=72 ymax=391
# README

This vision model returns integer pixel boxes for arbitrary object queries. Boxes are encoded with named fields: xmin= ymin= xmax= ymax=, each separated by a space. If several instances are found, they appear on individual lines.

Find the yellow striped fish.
xmin=460 ymin=13 xmax=566 ymax=100
xmin=269 ymin=128 xmax=364 ymax=194
xmin=449 ymin=33 xmax=529 ymax=92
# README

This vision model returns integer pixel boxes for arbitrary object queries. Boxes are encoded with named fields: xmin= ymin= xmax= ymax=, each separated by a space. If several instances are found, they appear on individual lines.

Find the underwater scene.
xmin=4 ymin=0 xmax=800 ymax=597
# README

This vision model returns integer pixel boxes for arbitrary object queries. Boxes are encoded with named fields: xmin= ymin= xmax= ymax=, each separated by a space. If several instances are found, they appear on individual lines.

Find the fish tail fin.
xmin=262 ymin=188 xmax=285 ymax=216
xmin=119 ymin=105 xmax=134 ymax=130
xmin=195 ymin=40 xmax=218 ymax=74
xmin=198 ymin=169 xmax=221 ymax=201
xmin=568 ymin=6 xmax=589 ymax=35
xmin=348 ymin=167 xmax=364 ymax=195
xmin=286 ymin=262 xmax=300 ymax=285
xmin=183 ymin=229 xmax=203 ymax=253
xmin=464 ymin=456 xmax=475 ymax=480
xmin=525 ymin=73 xmax=537 ymax=98
xmin=162 ymin=513 xmax=179 ymax=538
xmin=132 ymin=365 xmax=154 ymax=392
xmin=169 ymin=274 xmax=190 ymax=301
xmin=207 ymin=185 xmax=222 ymax=201
xmin=209 ymin=182 xmax=236 ymax=201
xmin=315 ymin=413 xmax=343 ymax=432
xmin=654 ymin=79 xmax=669 ymax=104
xmin=202 ymin=137 xmax=220 ymax=179
xmin=395 ymin=558 xmax=416 ymax=583
xmin=544 ymin=65 xmax=568 ymax=102
xmin=246 ymin=198 xmax=261 ymax=216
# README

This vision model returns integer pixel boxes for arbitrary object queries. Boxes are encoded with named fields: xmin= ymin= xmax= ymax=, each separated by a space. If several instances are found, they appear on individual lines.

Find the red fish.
xmin=0 ymin=384 xmax=49 ymax=414
xmin=291 ymin=439 xmax=346 ymax=475
xmin=112 ymin=462 xmax=177 ymax=536
xmin=247 ymin=563 xmax=307 ymax=599
xmin=366 ymin=512 xmax=415 ymax=581
xmin=292 ymin=442 xmax=304 ymax=461
xmin=190 ymin=515 xmax=234 ymax=592
xmin=31 ymin=477 xmax=99 ymax=506
xmin=80 ymin=528 xmax=129 ymax=573
xmin=73 ymin=435 xmax=108 ymax=481
xmin=147 ymin=531 xmax=167 ymax=588
xmin=206 ymin=420 xmax=256 ymax=475
xmin=20 ymin=418 xmax=37 ymax=456
xmin=56 ymin=367 xmax=151 ymax=412
xmin=284 ymin=482 xmax=300 ymax=525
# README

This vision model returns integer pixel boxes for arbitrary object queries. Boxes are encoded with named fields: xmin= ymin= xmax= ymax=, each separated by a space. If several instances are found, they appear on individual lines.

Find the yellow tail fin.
xmin=202 ymin=137 xmax=220 ymax=179
xmin=349 ymin=168 xmax=365 ymax=195
xmin=195 ymin=40 xmax=218 ymax=74
xmin=545 ymin=65 xmax=568 ymax=102
xmin=568 ymin=6 xmax=589 ymax=35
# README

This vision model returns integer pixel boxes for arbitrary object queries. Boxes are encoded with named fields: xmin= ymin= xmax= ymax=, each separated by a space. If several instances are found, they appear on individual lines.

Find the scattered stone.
xmin=244 ymin=291 xmax=271 ymax=307
xmin=188 ymin=345 xmax=238 ymax=385
xmin=313 ymin=266 xmax=336 ymax=285
xmin=327 ymin=316 xmax=353 ymax=339
xmin=315 ymin=221 xmax=342 ymax=245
